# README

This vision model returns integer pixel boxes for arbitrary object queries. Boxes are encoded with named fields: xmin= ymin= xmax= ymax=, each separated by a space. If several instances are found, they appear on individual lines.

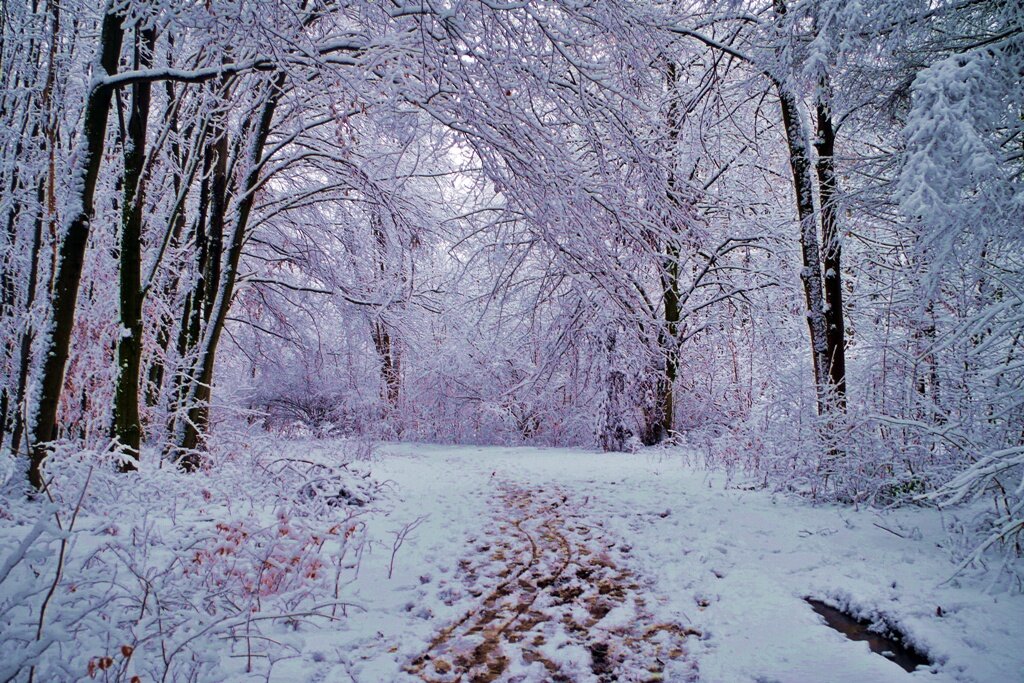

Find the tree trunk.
xmin=11 ymin=0 xmax=60 ymax=456
xmin=0 ymin=124 xmax=29 ymax=448
xmin=170 ymin=137 xmax=215 ymax=413
xmin=371 ymin=320 xmax=401 ymax=408
xmin=0 ymin=1 xmax=54 ymax=452
xmin=658 ymin=243 xmax=680 ymax=441
xmin=145 ymin=77 xmax=192 ymax=410
xmin=177 ymin=74 xmax=286 ymax=466
xmin=0 ymin=145 xmax=25 ymax=449
xmin=9 ymin=179 xmax=45 ymax=456
xmin=654 ymin=57 xmax=684 ymax=441
xmin=777 ymin=85 xmax=831 ymax=415
xmin=772 ymin=1 xmax=830 ymax=415
xmin=29 ymin=4 xmax=124 ymax=490
xmin=111 ymin=25 xmax=155 ymax=467
xmin=370 ymin=214 xmax=402 ymax=411
xmin=599 ymin=329 xmax=632 ymax=452
xmin=814 ymin=79 xmax=847 ymax=412
xmin=167 ymin=106 xmax=224 ymax=451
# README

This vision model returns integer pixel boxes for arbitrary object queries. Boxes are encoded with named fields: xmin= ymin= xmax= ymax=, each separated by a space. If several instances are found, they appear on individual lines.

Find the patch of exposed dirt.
xmin=406 ymin=485 xmax=700 ymax=682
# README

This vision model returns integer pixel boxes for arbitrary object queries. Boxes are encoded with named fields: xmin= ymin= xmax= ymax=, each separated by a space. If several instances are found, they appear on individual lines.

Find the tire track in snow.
xmin=406 ymin=484 xmax=700 ymax=682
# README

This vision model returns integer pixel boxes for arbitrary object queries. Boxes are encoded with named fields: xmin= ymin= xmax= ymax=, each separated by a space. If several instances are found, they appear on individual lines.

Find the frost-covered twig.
xmin=388 ymin=515 xmax=427 ymax=580
xmin=28 ymin=466 xmax=92 ymax=683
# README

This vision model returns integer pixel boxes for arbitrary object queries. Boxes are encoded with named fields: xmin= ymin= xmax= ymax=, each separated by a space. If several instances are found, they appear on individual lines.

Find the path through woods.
xmin=298 ymin=444 xmax=1022 ymax=683
xmin=406 ymin=484 xmax=698 ymax=681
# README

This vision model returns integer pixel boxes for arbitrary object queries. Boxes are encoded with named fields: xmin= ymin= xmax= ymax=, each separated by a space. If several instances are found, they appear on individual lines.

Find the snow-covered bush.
xmin=0 ymin=438 xmax=374 ymax=681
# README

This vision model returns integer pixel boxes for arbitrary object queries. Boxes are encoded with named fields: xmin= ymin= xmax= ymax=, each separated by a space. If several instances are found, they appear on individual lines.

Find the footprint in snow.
xmin=406 ymin=484 xmax=700 ymax=682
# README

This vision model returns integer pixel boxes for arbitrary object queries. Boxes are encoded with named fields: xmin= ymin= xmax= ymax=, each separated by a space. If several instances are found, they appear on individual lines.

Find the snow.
xmin=2 ymin=441 xmax=1022 ymax=682
xmin=346 ymin=444 xmax=1024 ymax=682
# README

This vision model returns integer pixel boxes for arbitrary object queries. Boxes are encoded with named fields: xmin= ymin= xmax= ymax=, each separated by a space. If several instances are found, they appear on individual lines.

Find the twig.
xmin=388 ymin=515 xmax=427 ymax=579
xmin=29 ymin=466 xmax=94 ymax=683
xmin=872 ymin=522 xmax=906 ymax=539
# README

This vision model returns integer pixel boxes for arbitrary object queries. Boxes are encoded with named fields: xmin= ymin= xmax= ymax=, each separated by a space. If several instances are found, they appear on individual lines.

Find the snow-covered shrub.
xmin=894 ymin=32 xmax=1024 ymax=584
xmin=0 ymin=438 xmax=374 ymax=681
xmin=922 ymin=295 xmax=1024 ymax=588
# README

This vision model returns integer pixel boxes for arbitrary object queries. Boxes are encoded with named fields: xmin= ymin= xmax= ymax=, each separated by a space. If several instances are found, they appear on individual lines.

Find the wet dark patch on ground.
xmin=806 ymin=598 xmax=932 ymax=673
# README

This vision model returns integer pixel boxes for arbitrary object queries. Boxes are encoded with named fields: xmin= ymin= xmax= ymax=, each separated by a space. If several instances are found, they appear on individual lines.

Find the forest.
xmin=0 ymin=0 xmax=1021 ymax=681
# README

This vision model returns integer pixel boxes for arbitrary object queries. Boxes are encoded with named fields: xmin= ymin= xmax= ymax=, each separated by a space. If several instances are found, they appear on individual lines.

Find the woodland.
xmin=0 ymin=0 xmax=1022 ymax=680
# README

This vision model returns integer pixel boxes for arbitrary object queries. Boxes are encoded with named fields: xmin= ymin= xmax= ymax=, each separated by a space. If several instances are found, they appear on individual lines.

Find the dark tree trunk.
xmin=658 ymin=253 xmax=680 ymax=440
xmin=772 ymin=0 xmax=848 ymax=424
xmin=771 ymin=1 xmax=831 ymax=415
xmin=146 ymin=320 xmax=170 ymax=408
xmin=371 ymin=320 xmax=401 ymax=408
xmin=914 ymin=299 xmax=940 ymax=420
xmin=0 ymin=122 xmax=31 ymax=448
xmin=599 ymin=329 xmax=632 ymax=452
xmin=167 ymin=109 xmax=223 ymax=450
xmin=814 ymin=84 xmax=847 ymax=412
xmin=653 ymin=57 xmax=684 ymax=442
xmin=177 ymin=74 xmax=286 ymax=466
xmin=370 ymin=214 xmax=402 ymax=410
xmin=777 ymin=85 xmax=830 ymax=415
xmin=111 ymin=25 xmax=155 ymax=467
xmin=203 ymin=126 xmax=227 ymax=329
xmin=9 ymin=179 xmax=45 ymax=456
xmin=11 ymin=0 xmax=60 ymax=456
xmin=29 ymin=4 xmax=125 ymax=490
xmin=0 ymin=144 xmax=25 ymax=449
xmin=171 ymin=140 xmax=215 ymax=405
xmin=146 ymin=66 xmax=192 ymax=410
xmin=0 ymin=1 xmax=53 ymax=451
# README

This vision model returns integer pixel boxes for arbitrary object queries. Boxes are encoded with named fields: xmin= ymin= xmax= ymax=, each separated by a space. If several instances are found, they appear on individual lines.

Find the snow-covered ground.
xmin=2 ymin=441 xmax=1022 ymax=682
xmin=291 ymin=443 xmax=1024 ymax=683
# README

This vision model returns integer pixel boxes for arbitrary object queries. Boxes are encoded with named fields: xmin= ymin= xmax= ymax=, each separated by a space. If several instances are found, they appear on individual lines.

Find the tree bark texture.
xmin=814 ymin=82 xmax=848 ymax=412
xmin=111 ymin=26 xmax=156 ymax=466
xmin=177 ymin=73 xmax=286 ymax=465
xmin=29 ymin=4 xmax=125 ymax=489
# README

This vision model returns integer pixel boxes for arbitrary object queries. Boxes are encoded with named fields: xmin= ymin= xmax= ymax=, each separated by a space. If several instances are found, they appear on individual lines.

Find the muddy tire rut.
xmin=406 ymin=484 xmax=700 ymax=682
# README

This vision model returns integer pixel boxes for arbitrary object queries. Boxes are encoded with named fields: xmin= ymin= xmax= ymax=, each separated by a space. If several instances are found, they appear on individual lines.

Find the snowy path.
xmin=405 ymin=483 xmax=697 ymax=682
xmin=279 ymin=444 xmax=1024 ymax=683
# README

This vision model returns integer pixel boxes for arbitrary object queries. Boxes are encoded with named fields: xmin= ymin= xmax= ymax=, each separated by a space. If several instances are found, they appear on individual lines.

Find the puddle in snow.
xmin=806 ymin=599 xmax=932 ymax=673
